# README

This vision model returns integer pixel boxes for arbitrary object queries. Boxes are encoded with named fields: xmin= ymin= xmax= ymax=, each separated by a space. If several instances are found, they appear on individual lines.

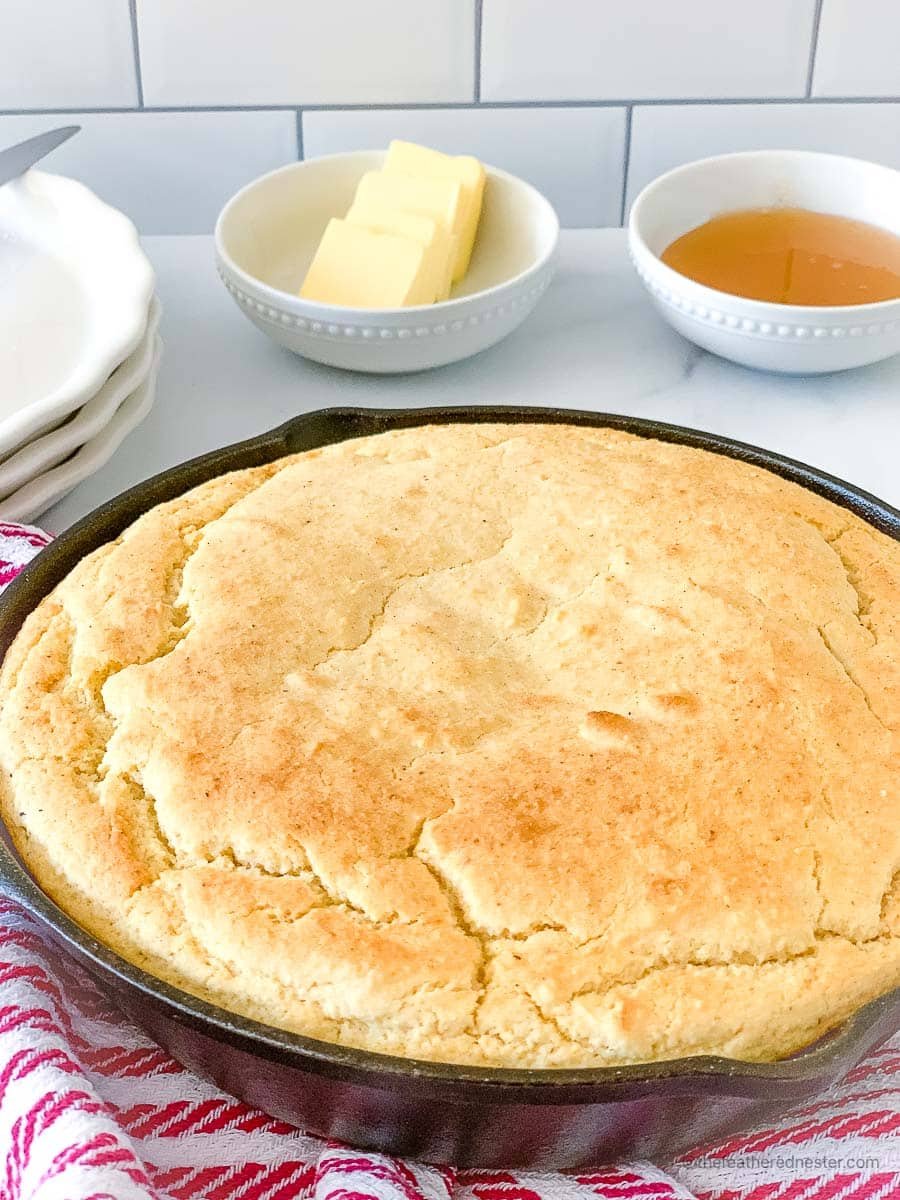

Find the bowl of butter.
xmin=214 ymin=143 xmax=559 ymax=373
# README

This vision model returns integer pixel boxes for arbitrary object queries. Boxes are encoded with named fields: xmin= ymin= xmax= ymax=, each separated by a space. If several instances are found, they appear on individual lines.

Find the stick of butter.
xmin=345 ymin=203 xmax=456 ymax=302
xmin=299 ymin=218 xmax=436 ymax=307
xmin=384 ymin=140 xmax=486 ymax=282
xmin=354 ymin=171 xmax=467 ymax=287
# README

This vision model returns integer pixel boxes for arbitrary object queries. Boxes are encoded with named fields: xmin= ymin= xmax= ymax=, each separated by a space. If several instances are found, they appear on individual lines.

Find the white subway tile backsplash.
xmin=0 ymin=0 xmax=137 ymax=109
xmin=626 ymin=103 xmax=900 ymax=213
xmin=138 ymin=0 xmax=474 ymax=107
xmin=303 ymin=108 xmax=627 ymax=228
xmin=481 ymin=0 xmax=816 ymax=102
xmin=1 ymin=0 xmax=896 ymax=235
xmin=813 ymin=0 xmax=900 ymax=97
xmin=0 ymin=112 xmax=297 ymax=234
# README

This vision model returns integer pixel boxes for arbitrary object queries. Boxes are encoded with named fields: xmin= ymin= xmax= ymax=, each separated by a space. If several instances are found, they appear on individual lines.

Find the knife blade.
xmin=0 ymin=125 xmax=80 ymax=189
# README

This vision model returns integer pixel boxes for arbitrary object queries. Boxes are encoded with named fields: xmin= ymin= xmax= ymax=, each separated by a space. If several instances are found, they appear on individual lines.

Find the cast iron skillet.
xmin=0 ymin=406 xmax=897 ymax=1169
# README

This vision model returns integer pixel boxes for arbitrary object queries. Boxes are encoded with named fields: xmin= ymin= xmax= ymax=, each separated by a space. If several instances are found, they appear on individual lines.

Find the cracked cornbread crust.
xmin=1 ymin=423 xmax=898 ymax=1068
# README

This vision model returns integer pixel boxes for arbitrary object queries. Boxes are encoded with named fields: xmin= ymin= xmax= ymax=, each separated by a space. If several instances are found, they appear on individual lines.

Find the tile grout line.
xmin=3 ymin=96 xmax=900 ymax=118
xmin=473 ymin=0 xmax=484 ymax=103
xmin=128 ymin=0 xmax=144 ymax=108
xmin=805 ymin=0 xmax=825 ymax=98
xmin=296 ymin=110 xmax=304 ymax=160
xmin=619 ymin=106 xmax=633 ymax=227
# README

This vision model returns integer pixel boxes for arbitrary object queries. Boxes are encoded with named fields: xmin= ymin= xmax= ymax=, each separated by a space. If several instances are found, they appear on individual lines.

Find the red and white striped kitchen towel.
xmin=0 ymin=522 xmax=897 ymax=1200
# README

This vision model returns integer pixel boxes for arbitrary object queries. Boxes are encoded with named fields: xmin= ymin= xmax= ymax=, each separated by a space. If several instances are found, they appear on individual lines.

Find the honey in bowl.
xmin=661 ymin=207 xmax=900 ymax=306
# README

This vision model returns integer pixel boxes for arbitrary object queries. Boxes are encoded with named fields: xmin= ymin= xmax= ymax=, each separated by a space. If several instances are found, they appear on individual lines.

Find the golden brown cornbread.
xmin=1 ymin=423 xmax=898 ymax=1068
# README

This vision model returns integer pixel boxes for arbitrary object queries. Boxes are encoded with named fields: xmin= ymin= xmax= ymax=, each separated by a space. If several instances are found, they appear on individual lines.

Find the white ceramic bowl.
xmin=215 ymin=151 xmax=559 ymax=373
xmin=0 ymin=169 xmax=155 ymax=442
xmin=628 ymin=151 xmax=900 ymax=374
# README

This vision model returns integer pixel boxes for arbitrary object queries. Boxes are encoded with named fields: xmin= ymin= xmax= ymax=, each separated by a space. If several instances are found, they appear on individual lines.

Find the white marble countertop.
xmin=47 ymin=229 xmax=900 ymax=531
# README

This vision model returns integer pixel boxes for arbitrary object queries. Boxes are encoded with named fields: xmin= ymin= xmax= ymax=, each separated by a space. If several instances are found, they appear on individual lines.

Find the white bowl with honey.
xmin=628 ymin=150 xmax=900 ymax=374
xmin=215 ymin=150 xmax=559 ymax=374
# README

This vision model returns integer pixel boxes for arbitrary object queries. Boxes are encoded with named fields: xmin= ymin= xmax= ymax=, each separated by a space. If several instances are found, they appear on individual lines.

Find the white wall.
xmin=0 ymin=0 xmax=897 ymax=233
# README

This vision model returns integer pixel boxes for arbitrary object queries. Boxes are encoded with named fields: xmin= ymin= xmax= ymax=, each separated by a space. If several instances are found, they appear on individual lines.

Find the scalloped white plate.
xmin=0 ymin=297 xmax=161 ymax=499
xmin=0 ymin=169 xmax=154 ymax=444
xmin=0 ymin=336 xmax=161 ymax=524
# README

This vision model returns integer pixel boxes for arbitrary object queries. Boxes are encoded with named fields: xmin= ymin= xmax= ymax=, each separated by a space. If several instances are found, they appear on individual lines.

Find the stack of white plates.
xmin=0 ymin=170 xmax=158 ymax=523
